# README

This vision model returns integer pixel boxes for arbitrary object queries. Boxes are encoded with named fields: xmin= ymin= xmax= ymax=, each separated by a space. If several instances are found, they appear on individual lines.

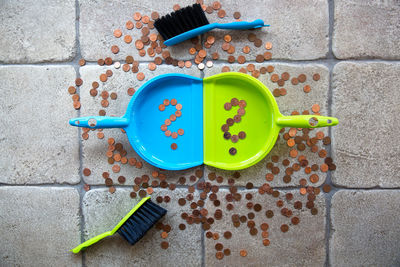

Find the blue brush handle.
xmin=69 ymin=116 xmax=129 ymax=129
xmin=216 ymin=19 xmax=267 ymax=30
xmin=164 ymin=19 xmax=269 ymax=46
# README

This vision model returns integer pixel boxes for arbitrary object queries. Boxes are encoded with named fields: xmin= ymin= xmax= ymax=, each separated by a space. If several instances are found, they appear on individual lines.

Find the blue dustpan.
xmin=70 ymin=74 xmax=203 ymax=170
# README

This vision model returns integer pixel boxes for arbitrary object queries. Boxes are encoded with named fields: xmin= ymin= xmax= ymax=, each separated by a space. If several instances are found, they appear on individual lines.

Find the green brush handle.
xmin=71 ymin=231 xmax=113 ymax=254
xmin=277 ymin=115 xmax=338 ymax=128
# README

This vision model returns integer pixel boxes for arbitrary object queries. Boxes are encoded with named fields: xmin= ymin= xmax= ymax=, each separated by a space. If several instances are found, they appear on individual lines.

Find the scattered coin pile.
xmin=159 ymin=99 xmax=183 ymax=150
xmin=222 ymin=98 xmax=247 ymax=155
xmin=67 ymin=0 xmax=336 ymax=259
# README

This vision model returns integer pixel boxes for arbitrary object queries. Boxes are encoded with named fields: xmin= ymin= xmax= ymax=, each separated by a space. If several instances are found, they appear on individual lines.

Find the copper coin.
xmin=68 ymin=86 xmax=76 ymax=95
xmin=263 ymin=52 xmax=272 ymax=60
xmin=137 ymin=72 xmax=145 ymax=81
xmin=83 ymin=168 xmax=91 ymax=176
xmin=281 ymin=224 xmax=289 ymax=232
xmin=230 ymin=98 xmax=239 ymax=106
xmin=254 ymin=38 xmax=262 ymax=47
xmin=273 ymin=89 xmax=280 ymax=97
xmin=224 ymin=102 xmax=232 ymax=110
xmin=238 ymin=131 xmax=246 ymax=139
xmin=239 ymin=100 xmax=247 ymax=108
xmin=160 ymin=241 xmax=169 ymax=249
xmin=223 ymin=132 xmax=231 ymax=139
xmin=233 ymin=115 xmax=241 ymax=123
xmin=298 ymin=74 xmax=307 ymax=83
xmin=312 ymin=104 xmax=320 ymax=113
xmin=113 ymin=29 xmax=122 ymax=38
xmin=322 ymin=184 xmax=331 ymax=193
xmin=237 ymin=108 xmax=245 ymax=116
xmin=271 ymin=74 xmax=279 ymax=82
xmin=171 ymin=143 xmax=177 ymax=150
xmin=265 ymin=210 xmax=274 ymax=218
xmin=97 ymin=59 xmax=105 ymax=66
xmin=242 ymin=45 xmax=250 ymax=54
xmin=240 ymin=250 xmax=247 ymax=257
xmin=226 ymin=118 xmax=234 ymax=126
xmin=217 ymin=9 xmax=226 ymax=18
xmin=291 ymin=77 xmax=299 ymax=85
xmin=237 ymin=55 xmax=246 ymax=64
xmin=231 ymin=135 xmax=239 ymax=143
xmin=229 ymin=147 xmax=237 ymax=155
xmin=233 ymin=11 xmax=241 ymax=19
xmin=75 ymin=78 xmax=83 ymax=86
xmin=111 ymin=45 xmax=119 ymax=54
xmin=313 ymin=73 xmax=320 ymax=81
xmin=221 ymin=124 xmax=229 ymax=132
xmin=303 ymin=85 xmax=311 ymax=93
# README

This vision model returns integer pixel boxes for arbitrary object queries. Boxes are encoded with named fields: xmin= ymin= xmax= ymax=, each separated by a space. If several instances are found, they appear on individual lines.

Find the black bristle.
xmin=117 ymin=199 xmax=167 ymax=245
xmin=154 ymin=3 xmax=209 ymax=40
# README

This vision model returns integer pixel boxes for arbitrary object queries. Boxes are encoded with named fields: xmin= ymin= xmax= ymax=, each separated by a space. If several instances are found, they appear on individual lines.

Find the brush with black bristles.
xmin=154 ymin=3 xmax=269 ymax=46
xmin=71 ymin=197 xmax=167 ymax=253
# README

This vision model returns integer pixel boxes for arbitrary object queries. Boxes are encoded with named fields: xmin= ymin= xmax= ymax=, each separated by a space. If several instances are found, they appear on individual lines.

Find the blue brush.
xmin=154 ymin=4 xmax=269 ymax=46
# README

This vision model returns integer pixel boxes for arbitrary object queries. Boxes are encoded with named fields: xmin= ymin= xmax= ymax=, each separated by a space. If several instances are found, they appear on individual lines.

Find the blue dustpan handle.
xmin=69 ymin=116 xmax=129 ymax=129
xmin=164 ymin=19 xmax=269 ymax=46
xmin=215 ymin=19 xmax=268 ymax=30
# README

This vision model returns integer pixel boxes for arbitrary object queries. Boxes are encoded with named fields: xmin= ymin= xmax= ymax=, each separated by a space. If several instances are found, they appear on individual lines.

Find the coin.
xmin=231 ymin=135 xmax=239 ymax=143
xmin=111 ymin=45 xmax=119 ymax=54
xmin=224 ymin=102 xmax=232 ymax=110
xmin=229 ymin=147 xmax=237 ymax=155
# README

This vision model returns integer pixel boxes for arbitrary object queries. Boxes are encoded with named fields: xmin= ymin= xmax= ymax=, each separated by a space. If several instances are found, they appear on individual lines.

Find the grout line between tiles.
xmin=1 ymin=58 xmax=400 ymax=68
xmin=73 ymin=0 xmax=87 ymax=266
xmin=325 ymin=1 xmax=335 ymax=266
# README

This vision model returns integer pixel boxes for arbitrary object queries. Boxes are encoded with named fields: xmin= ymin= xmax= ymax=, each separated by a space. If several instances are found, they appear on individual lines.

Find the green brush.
xmin=71 ymin=196 xmax=167 ymax=253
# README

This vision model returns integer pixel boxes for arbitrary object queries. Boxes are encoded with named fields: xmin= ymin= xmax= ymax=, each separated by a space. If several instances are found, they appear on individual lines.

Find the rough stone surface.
xmin=0 ymin=66 xmax=80 ymax=184
xmin=0 ymin=0 xmax=76 ymax=63
xmin=204 ymin=63 xmax=331 ymax=187
xmin=330 ymin=190 xmax=400 ymax=267
xmin=0 ymin=187 xmax=81 ymax=266
xmin=333 ymin=0 xmax=400 ymax=59
xmin=79 ymin=64 xmax=202 ymax=185
xmin=332 ymin=62 xmax=400 ymax=188
xmin=205 ymin=0 xmax=329 ymax=60
xmin=79 ymin=0 xmax=196 ymax=61
xmin=83 ymin=188 xmax=202 ymax=266
xmin=205 ymin=189 xmax=326 ymax=266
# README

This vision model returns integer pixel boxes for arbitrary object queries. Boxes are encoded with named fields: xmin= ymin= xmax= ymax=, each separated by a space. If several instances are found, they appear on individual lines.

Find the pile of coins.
xmin=159 ymin=99 xmax=183 ymax=150
xmin=222 ymin=98 xmax=247 ymax=155
xmin=66 ymin=0 xmax=336 ymax=259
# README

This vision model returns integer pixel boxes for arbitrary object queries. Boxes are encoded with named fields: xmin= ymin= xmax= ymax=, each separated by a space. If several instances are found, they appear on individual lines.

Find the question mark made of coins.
xmin=221 ymin=98 xmax=247 ymax=155
xmin=159 ymin=99 xmax=184 ymax=150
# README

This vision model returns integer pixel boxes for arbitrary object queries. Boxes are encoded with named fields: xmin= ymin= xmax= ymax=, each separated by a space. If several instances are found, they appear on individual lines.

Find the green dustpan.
xmin=203 ymin=72 xmax=338 ymax=170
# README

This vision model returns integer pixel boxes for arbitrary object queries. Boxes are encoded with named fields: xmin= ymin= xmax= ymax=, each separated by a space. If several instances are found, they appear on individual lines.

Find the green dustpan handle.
xmin=70 ymin=231 xmax=113 ymax=254
xmin=276 ymin=115 xmax=339 ymax=128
